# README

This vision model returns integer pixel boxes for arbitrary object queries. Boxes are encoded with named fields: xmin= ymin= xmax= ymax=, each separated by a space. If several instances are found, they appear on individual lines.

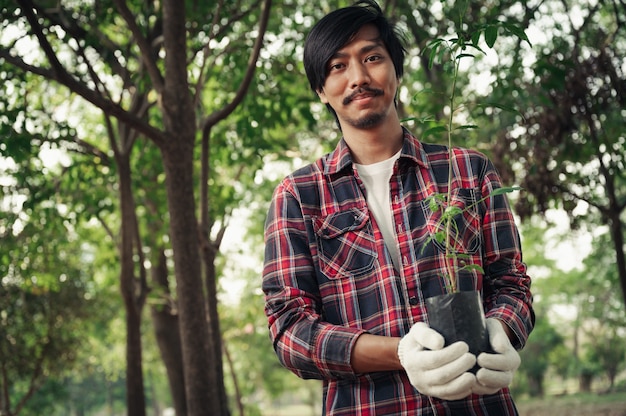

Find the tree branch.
xmin=12 ymin=332 xmax=51 ymax=415
xmin=1 ymin=360 xmax=11 ymax=415
xmin=555 ymin=183 xmax=608 ymax=216
xmin=17 ymin=0 xmax=67 ymax=77
xmin=112 ymin=0 xmax=164 ymax=93
xmin=191 ymin=0 xmax=262 ymax=62
xmin=192 ymin=0 xmax=224 ymax=106
xmin=0 ymin=45 xmax=167 ymax=147
xmin=200 ymin=0 xmax=272 ymax=132
xmin=33 ymin=3 xmax=133 ymax=89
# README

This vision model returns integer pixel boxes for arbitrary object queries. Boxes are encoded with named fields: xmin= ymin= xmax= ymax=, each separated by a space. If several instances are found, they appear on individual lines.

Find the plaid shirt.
xmin=263 ymin=130 xmax=534 ymax=415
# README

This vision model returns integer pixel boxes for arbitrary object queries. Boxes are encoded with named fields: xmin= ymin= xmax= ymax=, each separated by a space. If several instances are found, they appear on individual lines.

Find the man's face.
xmin=317 ymin=24 xmax=399 ymax=131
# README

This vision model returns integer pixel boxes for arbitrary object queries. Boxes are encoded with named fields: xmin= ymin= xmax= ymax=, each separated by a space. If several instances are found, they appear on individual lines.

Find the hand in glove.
xmin=473 ymin=318 xmax=521 ymax=395
xmin=398 ymin=322 xmax=476 ymax=401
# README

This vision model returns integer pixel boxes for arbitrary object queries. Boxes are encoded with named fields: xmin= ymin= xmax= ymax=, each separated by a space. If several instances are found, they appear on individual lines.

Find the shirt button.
xmin=409 ymin=296 xmax=418 ymax=306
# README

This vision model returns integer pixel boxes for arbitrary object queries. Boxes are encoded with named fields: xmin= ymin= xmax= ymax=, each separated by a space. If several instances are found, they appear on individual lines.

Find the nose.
xmin=347 ymin=61 xmax=370 ymax=89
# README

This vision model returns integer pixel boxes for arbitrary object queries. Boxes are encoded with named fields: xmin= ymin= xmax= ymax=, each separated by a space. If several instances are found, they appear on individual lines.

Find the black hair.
xmin=303 ymin=0 xmax=406 ymax=93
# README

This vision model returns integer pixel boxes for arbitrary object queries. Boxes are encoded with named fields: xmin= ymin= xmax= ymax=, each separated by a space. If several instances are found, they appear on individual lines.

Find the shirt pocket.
xmin=314 ymin=207 xmax=377 ymax=280
xmin=422 ymin=187 xmax=482 ymax=255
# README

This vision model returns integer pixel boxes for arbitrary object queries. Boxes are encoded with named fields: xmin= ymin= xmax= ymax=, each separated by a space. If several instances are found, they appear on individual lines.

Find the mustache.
xmin=342 ymin=87 xmax=384 ymax=105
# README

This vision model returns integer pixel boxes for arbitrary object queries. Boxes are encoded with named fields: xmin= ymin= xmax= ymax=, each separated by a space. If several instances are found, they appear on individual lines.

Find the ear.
xmin=316 ymin=89 xmax=329 ymax=104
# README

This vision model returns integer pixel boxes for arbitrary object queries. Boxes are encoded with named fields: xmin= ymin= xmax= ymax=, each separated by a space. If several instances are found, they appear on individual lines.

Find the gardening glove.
xmin=473 ymin=318 xmax=521 ymax=395
xmin=398 ymin=322 xmax=477 ymax=401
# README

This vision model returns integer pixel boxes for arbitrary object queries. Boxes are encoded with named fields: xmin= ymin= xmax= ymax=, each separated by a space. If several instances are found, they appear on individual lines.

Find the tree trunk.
xmin=586 ymin=97 xmax=626 ymax=308
xmin=124 ymin=301 xmax=146 ymax=416
xmin=117 ymin=154 xmax=147 ymax=416
xmin=161 ymin=142 xmax=215 ymax=414
xmin=607 ymin=211 xmax=626 ymax=308
xmin=203 ymin=245 xmax=229 ymax=415
xmin=579 ymin=374 xmax=593 ymax=393
xmin=607 ymin=367 xmax=617 ymax=391
xmin=150 ymin=249 xmax=187 ymax=416
xmin=528 ymin=375 xmax=544 ymax=398
xmin=161 ymin=0 xmax=220 ymax=414
xmin=1 ymin=361 xmax=11 ymax=416
xmin=223 ymin=341 xmax=244 ymax=416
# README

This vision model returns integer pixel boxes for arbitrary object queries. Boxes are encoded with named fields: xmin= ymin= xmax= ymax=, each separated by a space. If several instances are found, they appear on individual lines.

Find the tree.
xmin=5 ymin=0 xmax=622 ymax=412
xmin=0 ymin=0 xmax=277 ymax=413
xmin=518 ymin=312 xmax=563 ymax=397
xmin=528 ymin=226 xmax=626 ymax=394
xmin=489 ymin=0 xmax=626 ymax=306
xmin=584 ymin=327 xmax=626 ymax=391
xmin=576 ymin=232 xmax=626 ymax=391
xmin=0 ymin=176 xmax=104 ymax=415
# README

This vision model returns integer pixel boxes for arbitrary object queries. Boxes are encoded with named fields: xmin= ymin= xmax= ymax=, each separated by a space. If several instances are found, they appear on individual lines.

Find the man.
xmin=262 ymin=1 xmax=534 ymax=414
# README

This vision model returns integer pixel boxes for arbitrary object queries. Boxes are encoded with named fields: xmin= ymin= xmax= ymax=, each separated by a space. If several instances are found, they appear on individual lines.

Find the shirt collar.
xmin=323 ymin=127 xmax=429 ymax=176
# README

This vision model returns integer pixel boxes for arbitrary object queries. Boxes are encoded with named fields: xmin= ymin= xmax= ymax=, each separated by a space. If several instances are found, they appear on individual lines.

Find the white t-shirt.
xmin=354 ymin=150 xmax=402 ymax=270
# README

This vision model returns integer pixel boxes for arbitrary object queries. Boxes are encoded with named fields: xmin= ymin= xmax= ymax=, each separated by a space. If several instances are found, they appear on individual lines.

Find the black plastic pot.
xmin=425 ymin=290 xmax=490 ymax=370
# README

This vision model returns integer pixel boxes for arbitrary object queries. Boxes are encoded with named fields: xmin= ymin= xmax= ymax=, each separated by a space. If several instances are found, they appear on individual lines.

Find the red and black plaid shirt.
xmin=263 ymin=130 xmax=534 ymax=415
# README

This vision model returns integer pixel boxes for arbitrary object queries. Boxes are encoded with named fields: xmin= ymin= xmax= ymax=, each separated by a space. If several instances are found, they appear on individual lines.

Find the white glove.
xmin=473 ymin=318 xmax=521 ymax=395
xmin=398 ymin=322 xmax=477 ymax=401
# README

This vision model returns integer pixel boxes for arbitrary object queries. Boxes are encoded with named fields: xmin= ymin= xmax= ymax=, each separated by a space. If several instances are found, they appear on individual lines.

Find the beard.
xmin=340 ymin=86 xmax=387 ymax=129
xmin=343 ymin=111 xmax=386 ymax=129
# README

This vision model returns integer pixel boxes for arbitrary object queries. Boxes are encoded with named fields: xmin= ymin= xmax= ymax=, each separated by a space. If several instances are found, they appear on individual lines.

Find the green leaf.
xmin=461 ymin=264 xmax=485 ymax=273
xmin=423 ymin=125 xmax=448 ymax=139
xmin=428 ymin=49 xmax=437 ymax=69
xmin=503 ymin=23 xmax=532 ymax=46
xmin=471 ymin=30 xmax=481 ymax=46
xmin=485 ymin=25 xmax=498 ymax=48
xmin=444 ymin=206 xmax=463 ymax=217
xmin=426 ymin=39 xmax=445 ymax=68
xmin=434 ymin=231 xmax=446 ymax=244
xmin=437 ymin=44 xmax=447 ymax=67
xmin=428 ymin=198 xmax=439 ymax=213
xmin=426 ymin=38 xmax=445 ymax=49
xmin=455 ymin=53 xmax=475 ymax=62
xmin=421 ymin=236 xmax=434 ymax=254
xmin=412 ymin=88 xmax=435 ymax=98
xmin=476 ymin=102 xmax=524 ymax=119
xmin=454 ymin=124 xmax=479 ymax=131
xmin=490 ymin=186 xmax=522 ymax=196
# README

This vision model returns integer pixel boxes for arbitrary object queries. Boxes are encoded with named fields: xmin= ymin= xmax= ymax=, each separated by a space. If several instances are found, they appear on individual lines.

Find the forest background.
xmin=0 ymin=0 xmax=625 ymax=415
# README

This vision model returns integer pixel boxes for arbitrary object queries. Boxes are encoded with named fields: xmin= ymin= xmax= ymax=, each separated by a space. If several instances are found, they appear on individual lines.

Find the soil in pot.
xmin=424 ymin=290 xmax=490 ymax=371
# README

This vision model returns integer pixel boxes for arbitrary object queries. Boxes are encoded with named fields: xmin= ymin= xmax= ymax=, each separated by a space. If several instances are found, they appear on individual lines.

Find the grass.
xmin=261 ymin=377 xmax=626 ymax=415
xmin=265 ymin=392 xmax=626 ymax=416
xmin=517 ymin=391 xmax=626 ymax=416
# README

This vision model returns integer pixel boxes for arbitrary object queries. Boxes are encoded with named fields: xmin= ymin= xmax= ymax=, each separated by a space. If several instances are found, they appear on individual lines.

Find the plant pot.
xmin=425 ymin=290 xmax=490 ymax=371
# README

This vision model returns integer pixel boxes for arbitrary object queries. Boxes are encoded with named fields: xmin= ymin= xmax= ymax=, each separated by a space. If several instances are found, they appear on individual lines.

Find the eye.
xmin=328 ymin=62 xmax=345 ymax=72
xmin=365 ymin=55 xmax=382 ymax=63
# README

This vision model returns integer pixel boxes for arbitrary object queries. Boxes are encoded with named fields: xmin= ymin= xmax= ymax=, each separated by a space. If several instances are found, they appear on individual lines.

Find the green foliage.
xmin=0 ymin=0 xmax=623 ymax=411
xmin=13 ymin=376 xmax=127 ymax=416
xmin=415 ymin=10 xmax=527 ymax=291
xmin=582 ymin=327 xmax=626 ymax=386
xmin=483 ymin=0 xmax=626 ymax=258
xmin=0 ymin=196 xmax=110 ymax=414
xmin=522 ymin=223 xmax=626 ymax=394
xmin=518 ymin=310 xmax=564 ymax=387
xmin=220 ymin=269 xmax=305 ymax=413
xmin=574 ymin=233 xmax=626 ymax=386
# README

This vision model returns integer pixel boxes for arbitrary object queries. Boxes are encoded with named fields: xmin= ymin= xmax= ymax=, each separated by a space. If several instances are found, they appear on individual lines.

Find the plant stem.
xmin=444 ymin=52 xmax=462 ymax=293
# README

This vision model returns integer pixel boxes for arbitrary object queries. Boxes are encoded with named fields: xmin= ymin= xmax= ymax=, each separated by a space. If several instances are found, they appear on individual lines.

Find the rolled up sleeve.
xmin=263 ymin=182 xmax=366 ymax=380
xmin=480 ymin=162 xmax=535 ymax=349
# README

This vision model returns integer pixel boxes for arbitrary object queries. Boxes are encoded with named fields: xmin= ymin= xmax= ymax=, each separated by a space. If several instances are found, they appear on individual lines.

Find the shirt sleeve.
xmin=479 ymin=159 xmax=535 ymax=349
xmin=262 ymin=180 xmax=366 ymax=380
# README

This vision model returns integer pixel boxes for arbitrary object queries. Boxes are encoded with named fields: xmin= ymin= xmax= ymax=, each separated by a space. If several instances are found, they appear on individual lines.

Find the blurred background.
xmin=1 ymin=0 xmax=624 ymax=415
